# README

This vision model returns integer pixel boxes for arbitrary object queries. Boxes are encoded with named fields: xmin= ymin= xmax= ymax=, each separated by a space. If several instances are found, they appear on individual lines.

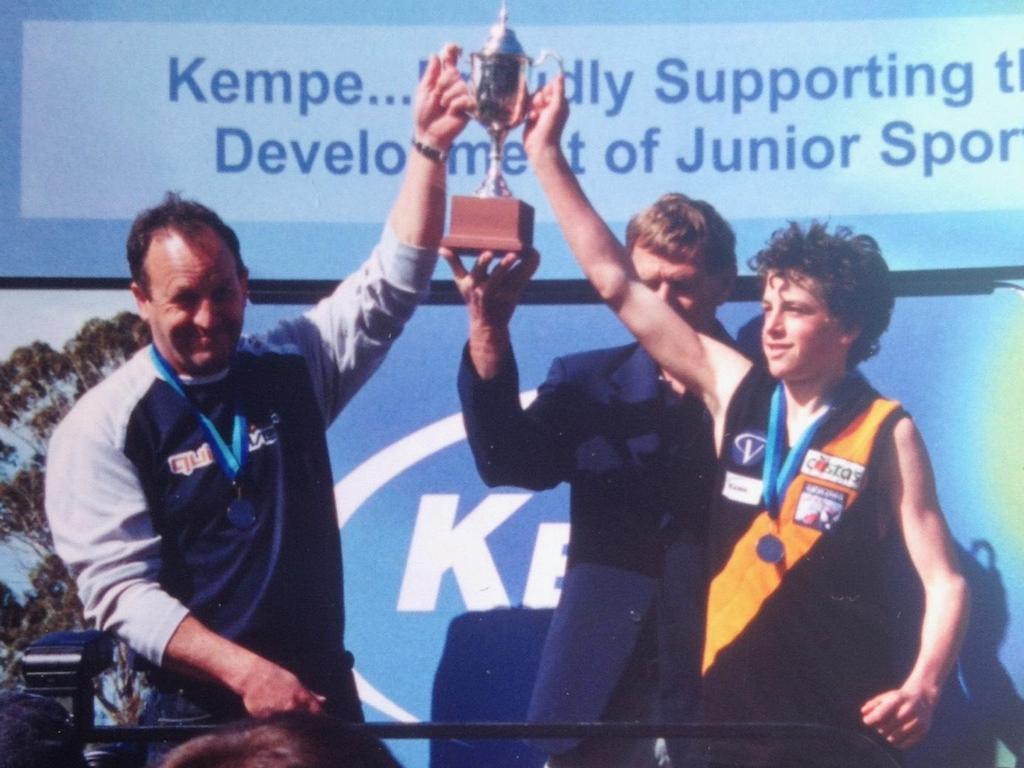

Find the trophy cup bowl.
xmin=442 ymin=1 xmax=561 ymax=253
xmin=469 ymin=50 xmax=529 ymax=198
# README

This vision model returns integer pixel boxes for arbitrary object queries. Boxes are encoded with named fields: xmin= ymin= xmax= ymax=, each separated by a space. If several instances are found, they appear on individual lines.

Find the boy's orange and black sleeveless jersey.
xmin=703 ymin=366 xmax=913 ymax=733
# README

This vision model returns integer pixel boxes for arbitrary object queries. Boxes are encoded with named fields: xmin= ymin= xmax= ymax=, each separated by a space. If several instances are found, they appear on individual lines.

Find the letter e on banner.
xmin=522 ymin=522 xmax=569 ymax=608
xmin=397 ymin=493 xmax=532 ymax=611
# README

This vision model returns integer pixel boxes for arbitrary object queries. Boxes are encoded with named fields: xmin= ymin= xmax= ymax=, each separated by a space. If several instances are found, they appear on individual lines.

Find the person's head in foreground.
xmin=157 ymin=712 xmax=403 ymax=768
xmin=0 ymin=691 xmax=86 ymax=768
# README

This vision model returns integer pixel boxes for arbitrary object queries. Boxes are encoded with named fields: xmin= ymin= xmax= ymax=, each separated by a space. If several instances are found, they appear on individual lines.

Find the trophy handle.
xmin=530 ymin=49 xmax=564 ymax=90
xmin=531 ymin=49 xmax=563 ymax=71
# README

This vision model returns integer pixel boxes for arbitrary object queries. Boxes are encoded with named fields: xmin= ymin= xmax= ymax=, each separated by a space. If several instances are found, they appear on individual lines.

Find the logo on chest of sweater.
xmin=801 ymin=449 xmax=865 ymax=490
xmin=167 ymin=443 xmax=215 ymax=476
xmin=794 ymin=482 xmax=847 ymax=531
xmin=166 ymin=416 xmax=280 ymax=476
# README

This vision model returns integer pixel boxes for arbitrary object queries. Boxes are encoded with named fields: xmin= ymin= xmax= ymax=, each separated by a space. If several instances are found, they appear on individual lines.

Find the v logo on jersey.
xmin=731 ymin=431 xmax=767 ymax=466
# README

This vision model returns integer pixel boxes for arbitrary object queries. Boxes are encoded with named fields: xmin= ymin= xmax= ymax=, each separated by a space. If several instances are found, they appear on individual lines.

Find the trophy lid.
xmin=480 ymin=1 xmax=527 ymax=57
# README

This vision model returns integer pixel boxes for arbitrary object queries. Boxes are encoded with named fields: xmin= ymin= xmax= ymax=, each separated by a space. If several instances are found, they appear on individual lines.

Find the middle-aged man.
xmin=446 ymin=189 xmax=739 ymax=766
xmin=44 ymin=46 xmax=470 ymax=734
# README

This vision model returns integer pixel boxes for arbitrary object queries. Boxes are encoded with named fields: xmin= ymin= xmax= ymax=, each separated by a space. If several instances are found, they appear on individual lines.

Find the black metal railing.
xmin=86 ymin=721 xmax=901 ymax=767
xmin=19 ymin=631 xmax=903 ymax=768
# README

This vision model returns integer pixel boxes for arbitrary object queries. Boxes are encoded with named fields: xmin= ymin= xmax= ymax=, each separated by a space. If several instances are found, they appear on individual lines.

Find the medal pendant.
xmin=227 ymin=496 xmax=256 ymax=529
xmin=756 ymin=533 xmax=785 ymax=564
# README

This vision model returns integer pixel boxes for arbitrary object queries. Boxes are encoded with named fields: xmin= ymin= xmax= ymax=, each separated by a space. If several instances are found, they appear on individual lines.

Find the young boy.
xmin=521 ymin=74 xmax=969 ymax=763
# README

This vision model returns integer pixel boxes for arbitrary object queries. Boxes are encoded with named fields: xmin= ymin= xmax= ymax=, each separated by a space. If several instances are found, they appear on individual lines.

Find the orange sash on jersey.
xmin=702 ymin=397 xmax=901 ymax=674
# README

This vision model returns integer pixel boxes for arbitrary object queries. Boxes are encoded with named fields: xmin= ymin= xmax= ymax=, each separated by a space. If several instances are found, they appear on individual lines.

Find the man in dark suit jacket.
xmin=445 ymin=192 xmax=739 ymax=768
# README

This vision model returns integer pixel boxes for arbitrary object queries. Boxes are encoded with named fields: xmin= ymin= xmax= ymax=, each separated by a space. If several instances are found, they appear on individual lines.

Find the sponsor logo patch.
xmin=167 ymin=443 xmax=214 ymax=476
xmin=731 ymin=430 xmax=767 ymax=467
xmin=794 ymin=482 xmax=847 ymax=531
xmin=167 ymin=418 xmax=279 ymax=476
xmin=721 ymin=471 xmax=764 ymax=506
xmin=801 ymin=449 xmax=866 ymax=490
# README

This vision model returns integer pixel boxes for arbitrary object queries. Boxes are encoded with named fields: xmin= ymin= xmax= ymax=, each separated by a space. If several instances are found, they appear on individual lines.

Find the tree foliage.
xmin=0 ymin=312 xmax=151 ymax=724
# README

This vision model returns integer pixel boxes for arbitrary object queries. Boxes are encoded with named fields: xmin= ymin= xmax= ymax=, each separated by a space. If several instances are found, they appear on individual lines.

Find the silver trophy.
xmin=469 ymin=1 xmax=561 ymax=198
xmin=443 ymin=1 xmax=561 ymax=252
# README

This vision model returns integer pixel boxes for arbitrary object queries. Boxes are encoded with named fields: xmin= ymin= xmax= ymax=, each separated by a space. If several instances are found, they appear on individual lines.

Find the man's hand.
xmin=390 ymin=43 xmax=471 ymax=247
xmin=444 ymin=248 xmax=539 ymax=329
xmin=163 ymin=614 xmax=326 ymax=720
xmin=443 ymin=247 xmax=539 ymax=379
xmin=414 ymin=43 xmax=472 ymax=153
xmin=860 ymin=683 xmax=939 ymax=749
xmin=233 ymin=656 xmax=327 ymax=719
xmin=523 ymin=73 xmax=568 ymax=167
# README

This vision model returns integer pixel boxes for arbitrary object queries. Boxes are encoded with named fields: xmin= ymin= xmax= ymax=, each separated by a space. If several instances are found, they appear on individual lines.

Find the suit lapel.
xmin=608 ymin=343 xmax=661 ymax=402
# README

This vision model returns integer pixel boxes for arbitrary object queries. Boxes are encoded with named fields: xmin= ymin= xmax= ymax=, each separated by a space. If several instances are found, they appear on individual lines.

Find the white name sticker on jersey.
xmin=722 ymin=471 xmax=763 ymax=506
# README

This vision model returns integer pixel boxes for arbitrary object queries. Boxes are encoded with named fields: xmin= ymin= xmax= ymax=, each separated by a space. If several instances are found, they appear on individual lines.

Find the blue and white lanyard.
xmin=760 ymin=382 xmax=831 ymax=519
xmin=149 ymin=346 xmax=249 ymax=483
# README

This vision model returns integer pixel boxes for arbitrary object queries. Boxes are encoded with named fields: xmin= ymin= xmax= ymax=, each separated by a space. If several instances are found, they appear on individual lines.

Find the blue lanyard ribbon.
xmin=149 ymin=346 xmax=248 ymax=483
xmin=761 ymin=382 xmax=831 ymax=519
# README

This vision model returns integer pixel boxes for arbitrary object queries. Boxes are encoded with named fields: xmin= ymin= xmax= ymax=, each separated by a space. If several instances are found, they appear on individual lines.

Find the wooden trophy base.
xmin=441 ymin=196 xmax=535 ymax=253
